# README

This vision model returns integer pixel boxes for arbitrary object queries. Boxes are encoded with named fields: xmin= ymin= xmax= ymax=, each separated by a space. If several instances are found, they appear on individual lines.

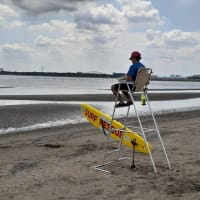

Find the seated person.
xmin=111 ymin=51 xmax=145 ymax=107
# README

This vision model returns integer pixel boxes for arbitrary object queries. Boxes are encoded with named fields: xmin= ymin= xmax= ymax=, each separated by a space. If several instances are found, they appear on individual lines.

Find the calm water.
xmin=0 ymin=75 xmax=200 ymax=95
xmin=0 ymin=75 xmax=200 ymax=135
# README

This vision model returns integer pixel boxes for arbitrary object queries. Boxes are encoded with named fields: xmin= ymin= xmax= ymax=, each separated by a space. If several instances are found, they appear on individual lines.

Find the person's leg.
xmin=122 ymin=84 xmax=133 ymax=104
xmin=111 ymin=84 xmax=124 ymax=103
xmin=122 ymin=91 xmax=131 ymax=102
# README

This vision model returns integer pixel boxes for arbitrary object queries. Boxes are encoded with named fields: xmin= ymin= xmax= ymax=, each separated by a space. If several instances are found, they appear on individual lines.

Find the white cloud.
xmin=8 ymin=20 xmax=27 ymax=29
xmin=0 ymin=3 xmax=18 ymax=17
xmin=28 ymin=22 xmax=55 ymax=32
xmin=1 ymin=43 xmax=33 ymax=61
xmin=29 ymin=3 xmax=124 ymax=48
xmin=28 ymin=19 xmax=76 ymax=35
xmin=26 ymin=2 xmax=126 ymax=48
xmin=118 ymin=0 xmax=163 ymax=25
xmin=35 ymin=35 xmax=67 ymax=47
xmin=74 ymin=3 xmax=125 ymax=46
xmin=0 ymin=3 xmax=27 ymax=29
xmin=146 ymin=29 xmax=200 ymax=49
xmin=143 ymin=29 xmax=200 ymax=76
xmin=75 ymin=3 xmax=123 ymax=29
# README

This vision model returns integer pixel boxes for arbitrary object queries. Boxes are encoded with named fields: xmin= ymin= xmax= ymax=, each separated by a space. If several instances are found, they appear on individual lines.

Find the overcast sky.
xmin=0 ymin=0 xmax=199 ymax=76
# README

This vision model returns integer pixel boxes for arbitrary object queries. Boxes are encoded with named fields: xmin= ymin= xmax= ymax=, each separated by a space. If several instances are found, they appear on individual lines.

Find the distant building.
xmin=170 ymin=74 xmax=182 ymax=78
xmin=187 ymin=75 xmax=200 ymax=80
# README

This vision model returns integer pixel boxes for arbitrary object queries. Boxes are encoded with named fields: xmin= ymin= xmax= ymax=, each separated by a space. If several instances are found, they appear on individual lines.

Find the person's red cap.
xmin=129 ymin=51 xmax=141 ymax=60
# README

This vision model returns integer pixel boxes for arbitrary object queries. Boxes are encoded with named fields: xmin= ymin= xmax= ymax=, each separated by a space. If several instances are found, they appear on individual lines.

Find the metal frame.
xmin=94 ymin=84 xmax=132 ymax=174
xmin=94 ymin=68 xmax=171 ymax=173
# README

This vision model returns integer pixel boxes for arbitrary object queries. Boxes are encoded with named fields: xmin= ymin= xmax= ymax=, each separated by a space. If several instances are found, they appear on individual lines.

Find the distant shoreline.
xmin=0 ymin=70 xmax=200 ymax=82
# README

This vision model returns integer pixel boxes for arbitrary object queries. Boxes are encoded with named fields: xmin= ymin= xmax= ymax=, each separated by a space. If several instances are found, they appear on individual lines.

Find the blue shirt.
xmin=127 ymin=62 xmax=145 ymax=81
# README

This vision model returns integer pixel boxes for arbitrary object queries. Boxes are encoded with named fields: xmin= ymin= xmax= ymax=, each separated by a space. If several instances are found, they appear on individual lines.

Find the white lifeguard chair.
xmin=94 ymin=68 xmax=172 ymax=173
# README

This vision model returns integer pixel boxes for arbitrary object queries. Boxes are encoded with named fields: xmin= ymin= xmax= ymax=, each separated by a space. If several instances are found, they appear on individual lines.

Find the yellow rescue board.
xmin=81 ymin=104 xmax=152 ymax=154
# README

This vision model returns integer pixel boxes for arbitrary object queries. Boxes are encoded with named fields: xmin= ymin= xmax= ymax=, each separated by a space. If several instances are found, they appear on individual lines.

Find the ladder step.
xmin=127 ymin=126 xmax=157 ymax=133
xmin=105 ymin=149 xmax=120 ymax=155
xmin=107 ymin=139 xmax=121 ymax=144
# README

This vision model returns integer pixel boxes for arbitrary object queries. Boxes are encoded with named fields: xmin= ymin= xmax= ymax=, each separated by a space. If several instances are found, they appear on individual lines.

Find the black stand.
xmin=131 ymin=139 xmax=137 ymax=169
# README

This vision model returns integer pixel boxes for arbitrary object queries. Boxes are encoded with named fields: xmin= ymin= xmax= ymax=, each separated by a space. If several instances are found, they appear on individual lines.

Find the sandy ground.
xmin=0 ymin=110 xmax=199 ymax=200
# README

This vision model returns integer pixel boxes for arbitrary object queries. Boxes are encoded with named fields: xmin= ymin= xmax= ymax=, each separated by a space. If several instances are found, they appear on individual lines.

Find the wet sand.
xmin=0 ymin=91 xmax=200 ymax=101
xmin=0 ymin=106 xmax=200 ymax=199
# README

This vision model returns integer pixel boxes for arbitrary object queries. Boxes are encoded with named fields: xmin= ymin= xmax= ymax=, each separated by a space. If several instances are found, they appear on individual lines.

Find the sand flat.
xmin=0 ymin=110 xmax=199 ymax=200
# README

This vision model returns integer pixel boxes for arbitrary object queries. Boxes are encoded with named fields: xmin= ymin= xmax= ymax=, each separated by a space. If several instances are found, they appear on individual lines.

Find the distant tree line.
xmin=0 ymin=70 xmax=124 ymax=78
xmin=0 ymin=70 xmax=200 ymax=81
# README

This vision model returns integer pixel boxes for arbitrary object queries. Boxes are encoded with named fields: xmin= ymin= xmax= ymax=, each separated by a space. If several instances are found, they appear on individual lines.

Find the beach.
xmin=0 ymin=93 xmax=200 ymax=200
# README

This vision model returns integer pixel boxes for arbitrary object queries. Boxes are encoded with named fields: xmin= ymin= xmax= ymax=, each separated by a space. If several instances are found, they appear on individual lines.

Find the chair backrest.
xmin=133 ymin=68 xmax=152 ymax=92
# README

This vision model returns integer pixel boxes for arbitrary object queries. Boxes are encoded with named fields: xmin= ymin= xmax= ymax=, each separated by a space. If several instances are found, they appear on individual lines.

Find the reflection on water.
xmin=0 ymin=75 xmax=200 ymax=95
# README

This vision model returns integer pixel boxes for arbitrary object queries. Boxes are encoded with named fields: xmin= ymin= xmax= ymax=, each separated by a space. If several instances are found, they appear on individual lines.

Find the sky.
xmin=0 ymin=0 xmax=199 ymax=77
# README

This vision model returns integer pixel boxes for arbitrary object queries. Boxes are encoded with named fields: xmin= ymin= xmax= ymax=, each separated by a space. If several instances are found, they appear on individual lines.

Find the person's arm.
xmin=126 ymin=75 xmax=132 ymax=81
xmin=118 ymin=74 xmax=131 ymax=81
